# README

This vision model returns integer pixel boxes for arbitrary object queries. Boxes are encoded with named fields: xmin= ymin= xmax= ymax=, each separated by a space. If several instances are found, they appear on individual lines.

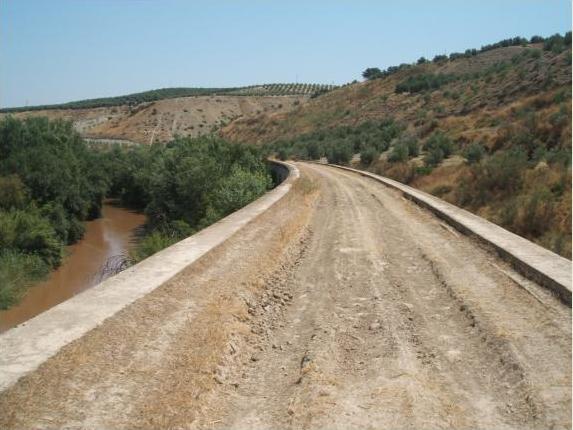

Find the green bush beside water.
xmin=106 ymin=136 xmax=272 ymax=262
xmin=0 ymin=117 xmax=272 ymax=309
xmin=0 ymin=117 xmax=109 ymax=309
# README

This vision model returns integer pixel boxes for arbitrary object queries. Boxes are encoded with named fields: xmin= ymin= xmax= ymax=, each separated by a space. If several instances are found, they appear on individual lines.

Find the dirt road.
xmin=0 ymin=163 xmax=570 ymax=429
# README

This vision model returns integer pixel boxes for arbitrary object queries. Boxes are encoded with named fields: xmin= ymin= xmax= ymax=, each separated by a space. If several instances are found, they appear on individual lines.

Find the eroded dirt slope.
xmin=1 ymin=94 xmax=306 ymax=144
xmin=0 ymin=164 xmax=570 ymax=430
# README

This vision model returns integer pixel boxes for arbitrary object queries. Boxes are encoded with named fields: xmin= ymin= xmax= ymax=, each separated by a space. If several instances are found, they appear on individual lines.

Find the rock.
xmin=369 ymin=322 xmax=381 ymax=331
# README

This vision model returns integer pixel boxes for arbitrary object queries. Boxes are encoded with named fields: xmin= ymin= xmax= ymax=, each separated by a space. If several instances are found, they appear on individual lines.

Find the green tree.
xmin=362 ymin=67 xmax=383 ymax=80
xmin=360 ymin=146 xmax=379 ymax=165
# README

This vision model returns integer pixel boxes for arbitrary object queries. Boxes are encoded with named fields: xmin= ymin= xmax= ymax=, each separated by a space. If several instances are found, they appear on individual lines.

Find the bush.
xmin=0 ymin=175 xmax=28 ymax=210
xmin=424 ymin=147 xmax=445 ymax=166
xmin=544 ymin=33 xmax=566 ymax=54
xmin=0 ymin=209 xmax=63 ymax=267
xmin=328 ymin=143 xmax=353 ymax=165
xmin=108 ymin=136 xmax=272 ymax=262
xmin=423 ymin=131 xmax=454 ymax=166
xmin=388 ymin=136 xmax=418 ymax=163
xmin=131 ymin=231 xmax=179 ymax=262
xmin=206 ymin=167 xmax=271 ymax=219
xmin=267 ymin=120 xmax=403 ymax=166
xmin=456 ymin=148 xmax=528 ymax=207
xmin=0 ymin=250 xmax=49 ymax=310
xmin=388 ymin=143 xmax=409 ymax=163
xmin=463 ymin=143 xmax=486 ymax=164
xmin=530 ymin=35 xmax=545 ymax=44
xmin=360 ymin=146 xmax=379 ymax=166
xmin=0 ymin=116 xmax=108 ymax=235
xmin=362 ymin=67 xmax=383 ymax=80
xmin=277 ymin=148 xmax=289 ymax=161
xmin=405 ymin=136 xmax=419 ymax=157
xmin=396 ymin=73 xmax=456 ymax=94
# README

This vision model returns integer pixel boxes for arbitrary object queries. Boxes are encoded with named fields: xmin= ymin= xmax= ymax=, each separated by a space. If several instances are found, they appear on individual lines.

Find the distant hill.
xmin=221 ymin=33 xmax=572 ymax=258
xmin=0 ymin=83 xmax=338 ymax=113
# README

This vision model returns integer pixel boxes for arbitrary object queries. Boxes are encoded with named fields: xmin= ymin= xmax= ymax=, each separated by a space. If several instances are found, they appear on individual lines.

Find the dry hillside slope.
xmin=1 ymin=95 xmax=307 ymax=144
xmin=221 ymin=41 xmax=572 ymax=258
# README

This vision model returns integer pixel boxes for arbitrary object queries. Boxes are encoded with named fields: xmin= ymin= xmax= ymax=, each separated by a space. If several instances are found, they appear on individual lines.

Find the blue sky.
xmin=1 ymin=0 xmax=570 ymax=108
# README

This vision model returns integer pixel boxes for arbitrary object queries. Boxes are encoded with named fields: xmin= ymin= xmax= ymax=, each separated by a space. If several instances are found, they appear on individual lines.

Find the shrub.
xmin=544 ymin=33 xmax=566 ymax=53
xmin=362 ymin=67 xmax=383 ymax=80
xmin=530 ymin=35 xmax=545 ymax=44
xmin=0 ymin=209 xmax=63 ymax=267
xmin=328 ymin=143 xmax=353 ymax=165
xmin=405 ymin=136 xmax=419 ymax=157
xmin=206 ymin=167 xmax=271 ymax=219
xmin=0 ymin=250 xmax=49 ymax=310
xmin=277 ymin=148 xmax=289 ymax=161
xmin=424 ymin=131 xmax=454 ymax=161
xmin=514 ymin=186 xmax=554 ymax=237
xmin=456 ymin=148 xmax=528 ymax=207
xmin=463 ymin=143 xmax=486 ymax=164
xmin=388 ymin=142 xmax=409 ymax=163
xmin=424 ymin=147 xmax=445 ymax=166
xmin=0 ymin=175 xmax=28 ymax=210
xmin=389 ymin=136 xmax=418 ymax=162
xmin=131 ymin=231 xmax=178 ymax=262
xmin=360 ymin=146 xmax=379 ymax=166
xmin=396 ymin=73 xmax=457 ymax=94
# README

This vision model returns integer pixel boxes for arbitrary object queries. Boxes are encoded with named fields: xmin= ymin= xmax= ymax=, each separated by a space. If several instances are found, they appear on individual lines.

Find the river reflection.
xmin=0 ymin=202 xmax=146 ymax=333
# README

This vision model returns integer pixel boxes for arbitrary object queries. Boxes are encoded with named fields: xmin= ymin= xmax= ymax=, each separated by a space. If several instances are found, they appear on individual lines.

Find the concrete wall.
xmin=0 ymin=161 xmax=299 ymax=392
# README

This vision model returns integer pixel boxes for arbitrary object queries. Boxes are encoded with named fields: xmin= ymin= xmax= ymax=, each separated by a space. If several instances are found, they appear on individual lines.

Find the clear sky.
xmin=1 ymin=0 xmax=571 ymax=108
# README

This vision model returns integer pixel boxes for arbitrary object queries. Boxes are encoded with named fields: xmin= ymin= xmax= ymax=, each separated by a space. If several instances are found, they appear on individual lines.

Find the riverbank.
xmin=0 ymin=202 xmax=145 ymax=333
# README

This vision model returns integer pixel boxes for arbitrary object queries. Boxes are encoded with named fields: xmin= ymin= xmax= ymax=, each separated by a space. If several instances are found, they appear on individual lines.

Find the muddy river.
xmin=0 ymin=202 xmax=146 ymax=333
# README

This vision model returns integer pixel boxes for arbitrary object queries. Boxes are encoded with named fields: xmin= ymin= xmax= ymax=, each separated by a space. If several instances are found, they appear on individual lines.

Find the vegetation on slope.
xmin=0 ymin=117 xmax=272 ymax=309
xmin=0 ymin=84 xmax=337 ymax=113
xmin=0 ymin=117 xmax=108 ymax=308
xmin=103 ymin=136 xmax=271 ymax=261
xmin=223 ymin=33 xmax=572 ymax=258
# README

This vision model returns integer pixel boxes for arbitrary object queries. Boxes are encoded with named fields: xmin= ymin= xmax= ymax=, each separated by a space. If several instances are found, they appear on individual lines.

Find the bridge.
xmin=0 ymin=162 xmax=571 ymax=429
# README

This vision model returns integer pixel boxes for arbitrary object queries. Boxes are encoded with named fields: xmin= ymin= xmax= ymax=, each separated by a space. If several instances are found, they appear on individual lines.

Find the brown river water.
xmin=0 ymin=202 xmax=146 ymax=333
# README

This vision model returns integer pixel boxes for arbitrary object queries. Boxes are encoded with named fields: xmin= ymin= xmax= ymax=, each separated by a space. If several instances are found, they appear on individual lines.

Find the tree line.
xmin=1 ymin=83 xmax=338 ymax=113
xmin=362 ymin=32 xmax=572 ymax=81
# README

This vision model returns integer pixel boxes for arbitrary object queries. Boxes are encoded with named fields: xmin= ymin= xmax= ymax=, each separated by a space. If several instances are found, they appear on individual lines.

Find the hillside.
xmin=221 ymin=34 xmax=572 ymax=257
xmin=0 ymin=83 xmax=337 ymax=112
xmin=0 ymin=83 xmax=337 ymax=144
xmin=1 ymin=94 xmax=306 ymax=144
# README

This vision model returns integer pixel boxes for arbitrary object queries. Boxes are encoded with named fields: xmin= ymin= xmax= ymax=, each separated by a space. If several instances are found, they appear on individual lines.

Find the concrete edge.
xmin=0 ymin=160 xmax=299 ymax=393
xmin=311 ymin=162 xmax=572 ymax=306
